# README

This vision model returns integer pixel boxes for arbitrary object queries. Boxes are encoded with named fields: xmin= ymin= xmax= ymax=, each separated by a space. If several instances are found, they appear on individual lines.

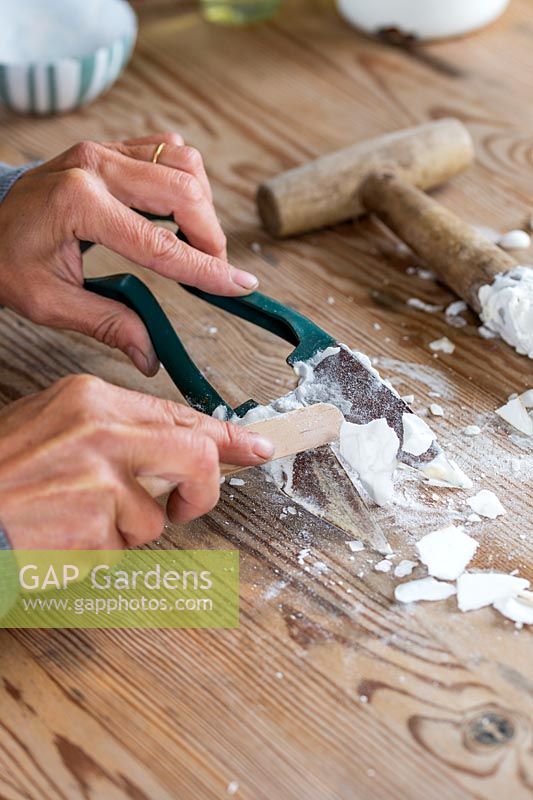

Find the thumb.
xmin=49 ymin=283 xmax=159 ymax=375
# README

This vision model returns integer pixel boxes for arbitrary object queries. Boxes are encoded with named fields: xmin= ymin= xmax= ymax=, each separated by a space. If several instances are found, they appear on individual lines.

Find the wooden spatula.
xmin=139 ymin=403 xmax=344 ymax=498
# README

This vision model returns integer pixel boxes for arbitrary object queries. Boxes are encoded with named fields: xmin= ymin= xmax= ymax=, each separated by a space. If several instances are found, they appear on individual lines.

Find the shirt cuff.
xmin=0 ymin=527 xmax=11 ymax=550
xmin=0 ymin=526 xmax=19 ymax=620
xmin=0 ymin=161 xmax=42 ymax=204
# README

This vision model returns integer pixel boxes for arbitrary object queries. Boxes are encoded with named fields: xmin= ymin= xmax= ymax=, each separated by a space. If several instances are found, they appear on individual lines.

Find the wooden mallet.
xmin=257 ymin=118 xmax=517 ymax=314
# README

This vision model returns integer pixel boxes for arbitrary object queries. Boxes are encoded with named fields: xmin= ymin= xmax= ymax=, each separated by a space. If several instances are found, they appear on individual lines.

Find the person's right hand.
xmin=0 ymin=375 xmax=274 ymax=550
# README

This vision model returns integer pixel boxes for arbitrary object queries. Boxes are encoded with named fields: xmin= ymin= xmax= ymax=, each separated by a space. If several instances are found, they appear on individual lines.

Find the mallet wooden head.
xmin=257 ymin=118 xmax=474 ymax=239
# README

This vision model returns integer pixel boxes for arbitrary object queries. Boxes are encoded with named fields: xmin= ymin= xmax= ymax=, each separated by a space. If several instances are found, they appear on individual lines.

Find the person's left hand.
xmin=0 ymin=132 xmax=259 ymax=375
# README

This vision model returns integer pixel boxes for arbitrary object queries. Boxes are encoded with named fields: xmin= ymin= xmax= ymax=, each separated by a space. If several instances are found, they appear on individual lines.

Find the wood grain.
xmin=0 ymin=1 xmax=532 ymax=798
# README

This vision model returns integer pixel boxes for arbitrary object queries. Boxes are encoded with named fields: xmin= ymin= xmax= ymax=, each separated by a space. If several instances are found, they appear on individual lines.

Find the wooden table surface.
xmin=0 ymin=1 xmax=532 ymax=798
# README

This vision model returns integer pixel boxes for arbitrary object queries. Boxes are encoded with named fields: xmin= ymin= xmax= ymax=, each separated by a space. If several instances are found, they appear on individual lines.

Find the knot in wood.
xmin=466 ymin=712 xmax=515 ymax=748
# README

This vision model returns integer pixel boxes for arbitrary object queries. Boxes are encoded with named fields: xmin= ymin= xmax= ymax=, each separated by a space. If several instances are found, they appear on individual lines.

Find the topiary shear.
xmin=81 ymin=212 xmax=335 ymax=418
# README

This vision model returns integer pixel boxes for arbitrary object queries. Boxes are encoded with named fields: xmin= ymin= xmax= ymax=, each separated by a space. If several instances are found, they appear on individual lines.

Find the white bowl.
xmin=0 ymin=0 xmax=137 ymax=115
xmin=337 ymin=0 xmax=510 ymax=41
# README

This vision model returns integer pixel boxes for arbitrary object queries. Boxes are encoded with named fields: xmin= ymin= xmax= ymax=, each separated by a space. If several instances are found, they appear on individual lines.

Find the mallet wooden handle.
xmin=257 ymin=118 xmax=474 ymax=238
xmin=360 ymin=172 xmax=517 ymax=310
xmin=139 ymin=403 xmax=344 ymax=498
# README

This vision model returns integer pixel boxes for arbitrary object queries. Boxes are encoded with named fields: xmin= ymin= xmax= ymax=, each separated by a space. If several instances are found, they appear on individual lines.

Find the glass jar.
xmin=200 ymin=0 xmax=281 ymax=25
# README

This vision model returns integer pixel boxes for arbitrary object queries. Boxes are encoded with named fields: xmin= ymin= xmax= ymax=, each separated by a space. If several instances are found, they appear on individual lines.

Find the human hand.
xmin=0 ymin=133 xmax=259 ymax=375
xmin=0 ymin=375 xmax=273 ymax=549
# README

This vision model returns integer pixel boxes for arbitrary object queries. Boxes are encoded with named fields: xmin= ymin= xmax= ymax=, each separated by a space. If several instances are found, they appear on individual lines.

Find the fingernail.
xmin=145 ymin=350 xmax=160 ymax=376
xmin=126 ymin=346 xmax=158 ymax=376
xmin=251 ymin=434 xmax=275 ymax=460
xmin=232 ymin=269 xmax=259 ymax=291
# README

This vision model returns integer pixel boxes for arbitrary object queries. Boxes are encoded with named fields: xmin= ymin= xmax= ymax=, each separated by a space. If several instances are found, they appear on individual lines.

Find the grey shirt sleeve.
xmin=0 ymin=528 xmax=17 ymax=620
xmin=0 ymin=161 xmax=41 ymax=203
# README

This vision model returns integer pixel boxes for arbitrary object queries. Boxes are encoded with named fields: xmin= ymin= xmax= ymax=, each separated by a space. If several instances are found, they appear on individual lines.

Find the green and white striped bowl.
xmin=0 ymin=0 xmax=137 ymax=115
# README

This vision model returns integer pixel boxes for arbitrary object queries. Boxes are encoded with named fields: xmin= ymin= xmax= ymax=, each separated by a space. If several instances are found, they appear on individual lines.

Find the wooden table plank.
xmin=0 ymin=1 xmax=531 ymax=798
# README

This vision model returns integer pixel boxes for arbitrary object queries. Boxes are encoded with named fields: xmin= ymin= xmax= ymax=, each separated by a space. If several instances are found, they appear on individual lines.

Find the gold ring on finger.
xmin=151 ymin=142 xmax=166 ymax=164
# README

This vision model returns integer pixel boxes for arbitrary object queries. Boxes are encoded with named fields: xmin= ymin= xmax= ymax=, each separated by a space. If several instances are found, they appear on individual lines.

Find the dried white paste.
xmin=497 ymin=230 xmax=531 ymax=250
xmin=338 ymin=418 xmax=399 ymax=506
xmin=394 ymin=560 xmax=418 ymax=578
xmin=395 ymin=577 xmax=456 ymax=603
xmin=478 ymin=266 xmax=533 ymax=359
xmin=416 ymin=525 xmax=478 ymax=580
xmin=466 ymin=489 xmax=506 ymax=519
xmin=407 ymin=298 xmax=444 ymax=313
xmin=402 ymin=413 xmax=435 ymax=456
xmin=446 ymin=300 xmax=468 ymax=317
xmin=429 ymin=337 xmax=455 ymax=354
xmin=496 ymin=393 xmax=533 ymax=436
xmin=456 ymin=572 xmax=529 ymax=612
xmin=493 ymin=593 xmax=533 ymax=625
xmin=420 ymin=451 xmax=473 ymax=489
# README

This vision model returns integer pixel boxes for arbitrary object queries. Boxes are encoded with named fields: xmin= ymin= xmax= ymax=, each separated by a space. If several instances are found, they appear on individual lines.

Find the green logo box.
xmin=0 ymin=550 xmax=239 ymax=629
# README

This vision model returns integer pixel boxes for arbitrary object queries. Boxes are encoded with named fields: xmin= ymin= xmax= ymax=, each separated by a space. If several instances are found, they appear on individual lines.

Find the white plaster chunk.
xmin=339 ymin=418 xmax=399 ymax=506
xmin=497 ymin=230 xmax=531 ymax=250
xmin=429 ymin=403 xmax=444 ymax=417
xmin=394 ymin=560 xmax=418 ymax=578
xmin=402 ymin=394 xmax=415 ymax=404
xmin=520 ymin=389 xmax=533 ymax=407
xmin=457 ymin=572 xmax=529 ymax=612
xmin=496 ymin=396 xmax=533 ymax=436
xmin=478 ymin=266 xmax=533 ymax=358
xmin=407 ymin=298 xmax=443 ymax=313
xmin=416 ymin=525 xmax=478 ymax=580
xmin=421 ymin=451 xmax=473 ymax=489
xmin=395 ymin=577 xmax=456 ymax=604
xmin=446 ymin=300 xmax=468 ymax=316
xmin=478 ymin=325 xmax=498 ymax=340
xmin=463 ymin=425 xmax=481 ymax=436
xmin=346 ymin=540 xmax=364 ymax=552
xmin=493 ymin=592 xmax=533 ymax=625
xmin=229 ymin=478 xmax=245 ymax=487
xmin=212 ymin=404 xmax=229 ymax=421
xmin=374 ymin=559 xmax=392 ymax=573
xmin=446 ymin=315 xmax=467 ymax=329
xmin=402 ymin=413 xmax=435 ymax=456
xmin=467 ymin=489 xmax=506 ymax=519
xmin=429 ymin=337 xmax=455 ymax=354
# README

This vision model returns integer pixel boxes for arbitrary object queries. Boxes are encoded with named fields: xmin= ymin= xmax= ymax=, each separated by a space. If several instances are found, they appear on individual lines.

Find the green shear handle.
xmin=81 ymin=214 xmax=335 ymax=417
